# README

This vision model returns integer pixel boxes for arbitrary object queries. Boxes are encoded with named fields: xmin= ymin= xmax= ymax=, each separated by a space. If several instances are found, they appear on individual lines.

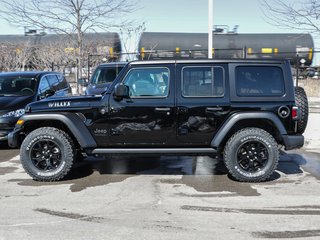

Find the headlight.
xmin=2 ymin=109 xmax=25 ymax=118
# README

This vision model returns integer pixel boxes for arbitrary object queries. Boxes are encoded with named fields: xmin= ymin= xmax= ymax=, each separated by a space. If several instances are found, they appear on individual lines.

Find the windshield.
xmin=0 ymin=76 xmax=37 ymax=96
xmin=91 ymin=66 xmax=124 ymax=85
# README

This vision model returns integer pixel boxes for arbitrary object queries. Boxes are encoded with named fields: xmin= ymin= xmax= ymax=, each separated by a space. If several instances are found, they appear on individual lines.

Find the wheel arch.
xmin=19 ymin=113 xmax=97 ymax=149
xmin=211 ymin=112 xmax=287 ymax=150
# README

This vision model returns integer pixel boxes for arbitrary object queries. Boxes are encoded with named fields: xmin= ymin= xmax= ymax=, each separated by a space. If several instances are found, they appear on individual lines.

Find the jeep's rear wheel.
xmin=223 ymin=128 xmax=279 ymax=182
xmin=20 ymin=127 xmax=74 ymax=181
xmin=295 ymin=86 xmax=308 ymax=134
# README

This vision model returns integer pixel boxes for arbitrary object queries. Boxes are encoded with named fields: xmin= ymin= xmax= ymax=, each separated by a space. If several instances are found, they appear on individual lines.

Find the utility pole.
xmin=208 ymin=0 xmax=213 ymax=59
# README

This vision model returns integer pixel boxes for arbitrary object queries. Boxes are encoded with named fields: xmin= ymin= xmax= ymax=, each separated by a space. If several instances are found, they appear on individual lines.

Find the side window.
xmin=56 ymin=74 xmax=68 ymax=89
xmin=99 ymin=69 xmax=117 ymax=84
xmin=38 ymin=77 xmax=50 ymax=94
xmin=45 ymin=75 xmax=60 ymax=90
xmin=123 ymin=67 xmax=169 ymax=98
xmin=182 ymin=67 xmax=224 ymax=97
xmin=91 ymin=68 xmax=102 ymax=84
xmin=236 ymin=66 xmax=285 ymax=96
xmin=91 ymin=68 xmax=118 ymax=85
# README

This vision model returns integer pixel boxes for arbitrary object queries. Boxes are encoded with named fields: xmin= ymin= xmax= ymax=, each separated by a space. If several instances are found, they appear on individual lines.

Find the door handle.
xmin=206 ymin=107 xmax=223 ymax=112
xmin=155 ymin=107 xmax=171 ymax=112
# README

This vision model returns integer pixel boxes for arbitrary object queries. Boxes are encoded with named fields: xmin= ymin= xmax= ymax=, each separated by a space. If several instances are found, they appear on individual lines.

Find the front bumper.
xmin=0 ymin=130 xmax=11 ymax=141
xmin=7 ymin=128 xmax=22 ymax=148
xmin=282 ymin=135 xmax=304 ymax=150
xmin=0 ymin=117 xmax=17 ymax=141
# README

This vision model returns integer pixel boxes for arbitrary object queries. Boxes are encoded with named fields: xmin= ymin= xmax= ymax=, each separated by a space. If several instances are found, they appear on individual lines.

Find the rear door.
xmin=175 ymin=63 xmax=230 ymax=146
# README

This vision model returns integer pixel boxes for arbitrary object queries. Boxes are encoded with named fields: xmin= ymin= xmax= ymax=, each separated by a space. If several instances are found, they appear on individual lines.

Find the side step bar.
xmin=91 ymin=148 xmax=217 ymax=154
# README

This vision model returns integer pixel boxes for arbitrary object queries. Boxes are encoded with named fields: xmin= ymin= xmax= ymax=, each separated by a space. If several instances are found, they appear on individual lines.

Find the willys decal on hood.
xmin=48 ymin=101 xmax=71 ymax=108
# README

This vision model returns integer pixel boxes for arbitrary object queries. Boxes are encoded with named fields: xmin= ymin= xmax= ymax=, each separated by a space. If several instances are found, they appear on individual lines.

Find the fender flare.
xmin=19 ymin=112 xmax=97 ymax=148
xmin=211 ymin=112 xmax=287 ymax=149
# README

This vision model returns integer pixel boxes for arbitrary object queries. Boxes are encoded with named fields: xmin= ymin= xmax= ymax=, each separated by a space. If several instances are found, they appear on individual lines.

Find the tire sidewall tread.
xmin=224 ymin=128 xmax=279 ymax=182
xmin=20 ymin=127 xmax=74 ymax=181
xmin=295 ymin=86 xmax=309 ymax=134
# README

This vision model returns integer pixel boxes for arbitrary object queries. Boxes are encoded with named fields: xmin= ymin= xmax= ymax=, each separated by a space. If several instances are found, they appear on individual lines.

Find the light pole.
xmin=208 ymin=0 xmax=213 ymax=59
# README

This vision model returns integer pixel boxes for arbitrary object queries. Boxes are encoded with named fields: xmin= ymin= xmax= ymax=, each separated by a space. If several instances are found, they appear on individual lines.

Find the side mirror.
xmin=114 ymin=84 xmax=129 ymax=100
xmin=44 ymin=89 xmax=56 ymax=98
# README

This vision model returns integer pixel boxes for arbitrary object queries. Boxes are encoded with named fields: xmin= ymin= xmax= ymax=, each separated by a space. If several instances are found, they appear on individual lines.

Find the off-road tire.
xmin=58 ymin=130 xmax=84 ymax=162
xmin=20 ymin=127 xmax=74 ymax=181
xmin=295 ymin=86 xmax=308 ymax=134
xmin=223 ymin=128 xmax=279 ymax=182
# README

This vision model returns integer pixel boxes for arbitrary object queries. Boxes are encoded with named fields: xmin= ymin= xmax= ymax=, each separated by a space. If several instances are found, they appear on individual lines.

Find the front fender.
xmin=15 ymin=112 xmax=97 ymax=149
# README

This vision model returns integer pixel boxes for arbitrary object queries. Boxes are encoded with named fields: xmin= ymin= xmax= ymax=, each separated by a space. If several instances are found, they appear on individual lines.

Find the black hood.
xmin=0 ymin=95 xmax=35 ymax=111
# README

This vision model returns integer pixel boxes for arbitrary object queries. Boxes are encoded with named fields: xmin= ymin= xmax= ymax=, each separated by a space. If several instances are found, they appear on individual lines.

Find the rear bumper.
xmin=282 ymin=135 xmax=304 ymax=150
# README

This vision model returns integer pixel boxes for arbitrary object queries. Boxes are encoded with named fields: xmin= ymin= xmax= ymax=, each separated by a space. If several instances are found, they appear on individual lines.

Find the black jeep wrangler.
xmin=8 ymin=60 xmax=308 ymax=182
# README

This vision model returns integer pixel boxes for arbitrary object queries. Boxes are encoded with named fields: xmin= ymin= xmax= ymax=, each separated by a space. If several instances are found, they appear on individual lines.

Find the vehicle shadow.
xmin=0 ymin=142 xmax=11 ymax=150
xmin=67 ymin=155 xmax=228 ymax=180
xmin=277 ymin=150 xmax=306 ymax=174
xmin=67 ymin=151 xmax=306 ymax=182
xmin=12 ymin=152 xmax=310 ymax=194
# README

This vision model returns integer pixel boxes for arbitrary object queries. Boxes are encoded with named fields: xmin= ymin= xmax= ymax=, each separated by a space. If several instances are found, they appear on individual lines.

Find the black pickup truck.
xmin=8 ymin=59 xmax=308 ymax=182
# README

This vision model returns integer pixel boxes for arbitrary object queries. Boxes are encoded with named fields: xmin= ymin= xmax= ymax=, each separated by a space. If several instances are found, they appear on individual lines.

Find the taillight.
xmin=292 ymin=106 xmax=299 ymax=120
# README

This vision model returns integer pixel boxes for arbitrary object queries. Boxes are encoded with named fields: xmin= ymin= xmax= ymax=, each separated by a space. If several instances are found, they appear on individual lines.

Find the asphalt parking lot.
xmin=1 ymin=143 xmax=320 ymax=240
xmin=0 ymin=107 xmax=319 ymax=240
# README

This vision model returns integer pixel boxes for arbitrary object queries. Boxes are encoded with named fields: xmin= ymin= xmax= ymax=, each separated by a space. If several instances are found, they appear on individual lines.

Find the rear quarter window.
xmin=182 ymin=66 xmax=224 ymax=97
xmin=236 ymin=66 xmax=285 ymax=97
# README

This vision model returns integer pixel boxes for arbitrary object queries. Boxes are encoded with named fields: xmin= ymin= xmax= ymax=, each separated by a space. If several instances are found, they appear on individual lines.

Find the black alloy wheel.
xmin=236 ymin=140 xmax=268 ymax=173
xmin=30 ymin=140 xmax=62 ymax=171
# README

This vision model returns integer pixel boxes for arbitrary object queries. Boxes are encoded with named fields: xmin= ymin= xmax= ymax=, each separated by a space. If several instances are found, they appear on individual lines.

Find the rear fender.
xmin=211 ymin=112 xmax=287 ymax=149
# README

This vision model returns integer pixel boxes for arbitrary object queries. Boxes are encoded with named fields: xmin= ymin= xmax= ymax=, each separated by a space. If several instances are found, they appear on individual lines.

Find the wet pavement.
xmin=0 ymin=147 xmax=320 ymax=239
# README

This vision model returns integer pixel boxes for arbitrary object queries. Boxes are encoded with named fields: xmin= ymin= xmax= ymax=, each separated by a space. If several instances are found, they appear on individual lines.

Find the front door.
xmin=106 ymin=65 xmax=175 ymax=146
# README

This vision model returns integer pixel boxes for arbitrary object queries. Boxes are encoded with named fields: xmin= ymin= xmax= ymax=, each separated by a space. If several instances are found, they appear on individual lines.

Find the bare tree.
xmin=261 ymin=0 xmax=320 ymax=34
xmin=0 ymin=0 xmax=139 ymax=91
xmin=0 ymin=45 xmax=13 ymax=71
xmin=33 ymin=40 xmax=75 ymax=71
xmin=0 ymin=43 xmax=34 ymax=71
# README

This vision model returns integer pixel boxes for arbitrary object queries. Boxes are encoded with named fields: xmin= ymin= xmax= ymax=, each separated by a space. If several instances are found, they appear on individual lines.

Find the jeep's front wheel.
xmin=20 ymin=127 xmax=74 ymax=181
xmin=223 ymin=128 xmax=279 ymax=182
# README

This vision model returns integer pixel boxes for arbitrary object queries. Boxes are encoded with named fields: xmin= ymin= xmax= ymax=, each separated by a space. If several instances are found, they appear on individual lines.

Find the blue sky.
xmin=0 ymin=0 xmax=307 ymax=35
xmin=134 ymin=0 xmax=289 ymax=34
